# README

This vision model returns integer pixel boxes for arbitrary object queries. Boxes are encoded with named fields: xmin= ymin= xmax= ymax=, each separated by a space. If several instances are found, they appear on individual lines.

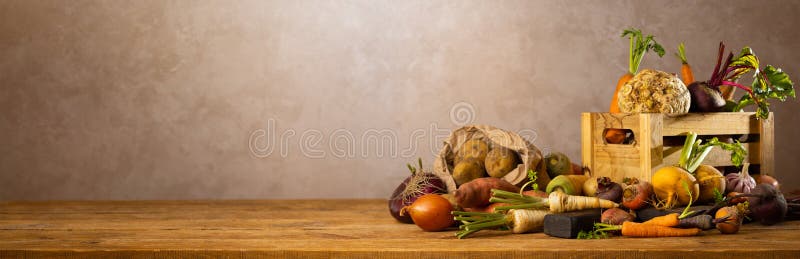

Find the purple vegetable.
xmin=736 ymin=183 xmax=787 ymax=225
xmin=688 ymin=82 xmax=726 ymax=112
xmin=596 ymin=177 xmax=623 ymax=203
xmin=388 ymin=159 xmax=446 ymax=223
xmin=725 ymin=163 xmax=756 ymax=194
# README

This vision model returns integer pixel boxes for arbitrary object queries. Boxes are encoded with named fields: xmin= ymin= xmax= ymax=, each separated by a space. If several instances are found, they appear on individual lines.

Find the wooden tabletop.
xmin=1 ymin=199 xmax=799 ymax=258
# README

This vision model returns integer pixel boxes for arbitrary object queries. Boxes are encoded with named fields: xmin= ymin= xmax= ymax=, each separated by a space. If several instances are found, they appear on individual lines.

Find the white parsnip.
xmin=508 ymin=209 xmax=549 ymax=234
xmin=489 ymin=189 xmax=619 ymax=213
xmin=545 ymin=191 xmax=619 ymax=213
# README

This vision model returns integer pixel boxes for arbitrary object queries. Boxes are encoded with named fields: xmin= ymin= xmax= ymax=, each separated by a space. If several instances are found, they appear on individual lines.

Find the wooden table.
xmin=1 ymin=199 xmax=799 ymax=258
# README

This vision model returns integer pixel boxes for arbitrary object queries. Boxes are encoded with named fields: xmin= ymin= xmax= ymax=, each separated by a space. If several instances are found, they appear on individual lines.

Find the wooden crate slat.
xmin=662 ymin=113 xmax=761 ymax=136
xmin=760 ymin=114 xmax=775 ymax=176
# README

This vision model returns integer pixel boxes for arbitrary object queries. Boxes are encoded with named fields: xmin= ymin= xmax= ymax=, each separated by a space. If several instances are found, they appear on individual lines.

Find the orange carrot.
xmin=675 ymin=43 xmax=694 ymax=85
xmin=609 ymin=73 xmax=634 ymax=113
xmin=592 ymin=221 xmax=701 ymax=238
xmin=609 ymin=28 xmax=665 ymax=113
xmin=642 ymin=213 xmax=680 ymax=227
xmin=620 ymin=221 xmax=701 ymax=237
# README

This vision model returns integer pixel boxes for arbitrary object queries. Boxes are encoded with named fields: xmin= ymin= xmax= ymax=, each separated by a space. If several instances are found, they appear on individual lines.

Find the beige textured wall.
xmin=1 ymin=0 xmax=799 ymax=200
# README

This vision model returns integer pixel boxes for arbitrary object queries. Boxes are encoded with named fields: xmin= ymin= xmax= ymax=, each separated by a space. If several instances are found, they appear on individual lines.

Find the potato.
xmin=484 ymin=147 xmax=520 ymax=178
xmin=452 ymin=158 xmax=486 ymax=186
xmin=455 ymin=139 xmax=489 ymax=164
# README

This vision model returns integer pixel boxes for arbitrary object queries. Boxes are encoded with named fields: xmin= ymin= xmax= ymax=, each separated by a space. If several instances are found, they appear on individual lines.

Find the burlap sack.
xmin=433 ymin=125 xmax=550 ymax=194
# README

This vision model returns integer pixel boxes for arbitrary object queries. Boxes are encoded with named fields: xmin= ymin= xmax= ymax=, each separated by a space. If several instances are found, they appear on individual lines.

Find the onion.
xmin=388 ymin=159 xmax=446 ymax=223
xmin=755 ymin=174 xmax=780 ymax=190
xmin=725 ymin=163 xmax=756 ymax=194
xmin=400 ymin=194 xmax=455 ymax=231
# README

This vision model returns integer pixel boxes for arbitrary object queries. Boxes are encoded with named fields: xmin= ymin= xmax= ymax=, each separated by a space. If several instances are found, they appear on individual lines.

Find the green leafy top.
xmin=519 ymin=169 xmax=539 ymax=194
xmin=731 ymin=65 xmax=796 ymax=118
xmin=622 ymin=28 xmax=665 ymax=75
xmin=675 ymin=42 xmax=688 ymax=64
xmin=708 ymin=43 xmax=796 ymax=119
xmin=678 ymin=132 xmax=748 ymax=172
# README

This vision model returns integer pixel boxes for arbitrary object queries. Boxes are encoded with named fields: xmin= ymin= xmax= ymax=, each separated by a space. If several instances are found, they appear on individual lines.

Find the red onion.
xmin=725 ymin=163 xmax=756 ymax=194
xmin=389 ymin=159 xmax=446 ymax=223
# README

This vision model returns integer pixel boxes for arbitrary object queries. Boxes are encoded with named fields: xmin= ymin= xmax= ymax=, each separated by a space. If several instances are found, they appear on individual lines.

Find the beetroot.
xmin=601 ymin=208 xmax=634 ymax=225
xmin=736 ymin=183 xmax=787 ymax=225
xmin=688 ymin=82 xmax=726 ymax=112
xmin=595 ymin=177 xmax=623 ymax=203
xmin=388 ymin=159 xmax=446 ymax=223
xmin=622 ymin=180 xmax=653 ymax=210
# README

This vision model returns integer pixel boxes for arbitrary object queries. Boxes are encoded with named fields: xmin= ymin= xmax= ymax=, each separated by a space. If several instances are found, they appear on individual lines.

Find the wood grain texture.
xmin=2 ymin=200 xmax=800 ymax=258
xmin=583 ymin=112 xmax=775 ymax=183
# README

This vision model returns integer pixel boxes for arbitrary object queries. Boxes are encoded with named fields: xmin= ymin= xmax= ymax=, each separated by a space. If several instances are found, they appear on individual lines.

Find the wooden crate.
xmin=581 ymin=112 xmax=774 ymax=182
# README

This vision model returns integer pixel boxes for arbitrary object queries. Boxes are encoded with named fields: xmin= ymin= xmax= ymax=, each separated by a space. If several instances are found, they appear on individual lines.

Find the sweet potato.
xmin=455 ymin=177 xmax=520 ymax=208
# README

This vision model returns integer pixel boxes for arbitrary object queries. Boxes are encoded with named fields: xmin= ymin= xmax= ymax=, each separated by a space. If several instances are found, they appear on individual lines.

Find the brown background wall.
xmin=1 ymin=0 xmax=799 ymax=200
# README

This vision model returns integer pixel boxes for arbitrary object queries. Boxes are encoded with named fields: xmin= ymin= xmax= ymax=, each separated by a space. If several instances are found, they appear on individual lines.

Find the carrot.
xmin=452 ymin=209 xmax=550 ymax=238
xmin=642 ymin=213 xmax=680 ymax=227
xmin=455 ymin=177 xmax=520 ymax=209
xmin=675 ymin=43 xmax=694 ymax=85
xmin=677 ymin=214 xmax=714 ymax=230
xmin=620 ymin=221 xmax=701 ymax=237
xmin=591 ymin=222 xmax=701 ymax=238
xmin=489 ymin=189 xmax=618 ymax=213
xmin=609 ymin=73 xmax=634 ymax=113
xmin=609 ymin=28 xmax=665 ymax=113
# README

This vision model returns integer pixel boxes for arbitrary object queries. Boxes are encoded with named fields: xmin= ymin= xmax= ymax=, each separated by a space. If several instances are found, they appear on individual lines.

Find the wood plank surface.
xmin=2 ymin=200 xmax=800 ymax=258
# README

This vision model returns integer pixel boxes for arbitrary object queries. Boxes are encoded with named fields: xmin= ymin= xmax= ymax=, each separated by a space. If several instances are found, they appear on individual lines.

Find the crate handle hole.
xmin=603 ymin=128 xmax=635 ymax=145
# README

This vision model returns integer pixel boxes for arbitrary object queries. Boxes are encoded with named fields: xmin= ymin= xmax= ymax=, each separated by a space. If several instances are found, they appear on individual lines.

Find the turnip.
xmin=653 ymin=132 xmax=746 ymax=208
xmin=695 ymin=165 xmax=726 ymax=204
